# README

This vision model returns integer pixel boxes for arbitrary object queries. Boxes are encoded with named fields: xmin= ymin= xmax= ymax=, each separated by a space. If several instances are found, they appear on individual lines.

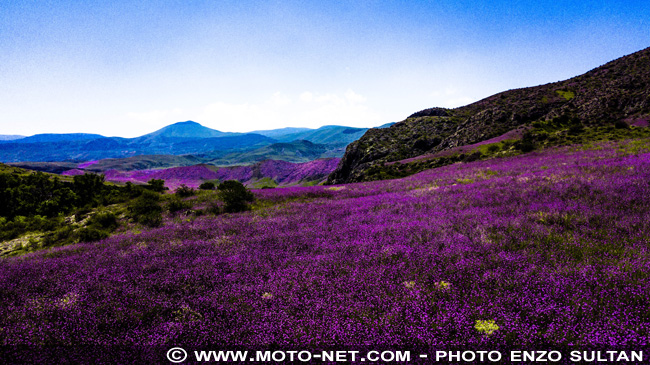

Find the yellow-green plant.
xmin=434 ymin=281 xmax=450 ymax=291
xmin=402 ymin=281 xmax=416 ymax=289
xmin=475 ymin=319 xmax=499 ymax=336
xmin=325 ymin=186 xmax=345 ymax=191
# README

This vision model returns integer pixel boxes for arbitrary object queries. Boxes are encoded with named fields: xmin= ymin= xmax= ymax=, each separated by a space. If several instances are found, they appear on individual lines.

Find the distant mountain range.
xmin=254 ymin=125 xmax=368 ymax=145
xmin=5 ymin=133 xmax=105 ymax=144
xmin=0 ymin=135 xmax=25 ymax=141
xmin=0 ymin=121 xmax=393 ymax=164
xmin=13 ymin=139 xmax=342 ymax=172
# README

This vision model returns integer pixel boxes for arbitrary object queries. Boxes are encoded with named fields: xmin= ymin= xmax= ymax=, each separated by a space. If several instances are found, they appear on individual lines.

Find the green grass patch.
xmin=475 ymin=140 xmax=517 ymax=155
xmin=300 ymin=180 xmax=322 ymax=187
xmin=250 ymin=177 xmax=278 ymax=189
xmin=616 ymin=138 xmax=650 ymax=155
xmin=556 ymin=90 xmax=575 ymax=100
xmin=456 ymin=178 xmax=474 ymax=184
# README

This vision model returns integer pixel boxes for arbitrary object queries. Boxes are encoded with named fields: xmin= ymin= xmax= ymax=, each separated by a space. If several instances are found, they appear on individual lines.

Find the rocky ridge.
xmin=328 ymin=46 xmax=650 ymax=184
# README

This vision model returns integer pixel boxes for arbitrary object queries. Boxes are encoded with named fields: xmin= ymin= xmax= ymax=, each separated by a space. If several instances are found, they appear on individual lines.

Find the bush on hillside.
xmin=77 ymin=227 xmax=110 ymax=242
xmin=615 ymin=120 xmax=630 ymax=129
xmin=128 ymin=190 xmax=162 ymax=227
xmin=73 ymin=173 xmax=106 ymax=206
xmin=218 ymin=180 xmax=254 ymax=213
xmin=168 ymin=197 xmax=192 ymax=214
xmin=199 ymin=181 xmax=215 ymax=190
xmin=175 ymin=184 xmax=195 ymax=198
xmin=87 ymin=211 xmax=119 ymax=230
xmin=146 ymin=179 xmax=166 ymax=193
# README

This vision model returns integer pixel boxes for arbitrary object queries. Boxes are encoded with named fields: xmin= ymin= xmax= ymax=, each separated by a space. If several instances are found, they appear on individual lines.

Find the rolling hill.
xmin=134 ymin=120 xmax=238 ymax=141
xmin=328 ymin=46 xmax=650 ymax=184
xmin=0 ymin=133 xmax=105 ymax=144
xmin=207 ymin=140 xmax=334 ymax=165
xmin=249 ymin=127 xmax=312 ymax=138
xmin=268 ymin=125 xmax=369 ymax=145
xmin=11 ymin=140 xmax=341 ymax=174
xmin=79 ymin=158 xmax=340 ymax=189
xmin=250 ymin=125 xmax=373 ymax=145
xmin=0 ymin=135 xmax=25 ymax=141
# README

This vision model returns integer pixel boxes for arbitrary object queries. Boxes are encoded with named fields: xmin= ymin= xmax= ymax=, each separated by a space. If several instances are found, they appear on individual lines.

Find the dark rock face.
xmin=328 ymin=46 xmax=650 ymax=184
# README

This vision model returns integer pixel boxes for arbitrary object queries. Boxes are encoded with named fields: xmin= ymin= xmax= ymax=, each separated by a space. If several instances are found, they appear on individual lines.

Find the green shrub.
xmin=568 ymin=124 xmax=584 ymax=135
xmin=124 ymin=182 xmax=146 ymax=198
xmin=218 ymin=180 xmax=254 ymax=213
xmin=73 ymin=173 xmax=106 ymax=206
xmin=77 ymin=227 xmax=110 ymax=242
xmin=175 ymin=184 xmax=195 ymax=198
xmin=146 ymin=179 xmax=166 ymax=192
xmin=74 ymin=206 xmax=92 ymax=222
xmin=43 ymin=225 xmax=74 ymax=246
xmin=615 ymin=120 xmax=630 ymax=129
xmin=518 ymin=140 xmax=536 ymax=152
xmin=487 ymin=144 xmax=501 ymax=153
xmin=199 ymin=181 xmax=215 ymax=190
xmin=129 ymin=190 xmax=162 ymax=227
xmin=463 ymin=151 xmax=483 ymax=162
xmin=88 ymin=211 xmax=119 ymax=230
xmin=168 ymin=197 xmax=192 ymax=213
xmin=516 ymin=133 xmax=536 ymax=152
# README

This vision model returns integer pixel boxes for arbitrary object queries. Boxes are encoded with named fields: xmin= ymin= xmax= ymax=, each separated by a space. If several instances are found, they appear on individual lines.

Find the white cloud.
xmin=198 ymin=90 xmax=381 ymax=131
xmin=299 ymin=91 xmax=314 ymax=102
xmin=269 ymin=92 xmax=292 ymax=106
xmin=344 ymin=89 xmax=367 ymax=104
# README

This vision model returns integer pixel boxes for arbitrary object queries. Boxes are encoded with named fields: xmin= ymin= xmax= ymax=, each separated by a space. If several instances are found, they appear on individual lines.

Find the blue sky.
xmin=1 ymin=0 xmax=648 ymax=137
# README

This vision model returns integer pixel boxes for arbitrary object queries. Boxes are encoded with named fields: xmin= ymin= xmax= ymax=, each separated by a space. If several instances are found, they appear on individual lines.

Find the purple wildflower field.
xmin=62 ymin=159 xmax=340 ymax=189
xmin=60 ymin=169 xmax=87 ymax=176
xmin=2 ymin=141 xmax=650 ymax=361
xmin=77 ymin=160 xmax=99 ymax=169
xmin=101 ymin=165 xmax=220 ymax=190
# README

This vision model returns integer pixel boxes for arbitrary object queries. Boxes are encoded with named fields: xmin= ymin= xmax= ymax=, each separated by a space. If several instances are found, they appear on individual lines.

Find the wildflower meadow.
xmin=1 ymin=140 xmax=649 ymax=362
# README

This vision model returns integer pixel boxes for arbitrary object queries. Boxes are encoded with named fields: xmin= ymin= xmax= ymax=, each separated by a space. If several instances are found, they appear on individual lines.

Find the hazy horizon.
xmin=2 ymin=1 xmax=649 ymax=137
xmin=0 ymin=120 xmax=382 ymax=139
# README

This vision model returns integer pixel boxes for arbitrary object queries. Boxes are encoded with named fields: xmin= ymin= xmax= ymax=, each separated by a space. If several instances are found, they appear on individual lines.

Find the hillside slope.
xmin=271 ymin=125 xmax=369 ymax=145
xmin=328 ymin=46 xmax=650 ymax=184
xmin=207 ymin=140 xmax=334 ymax=165
xmin=84 ymin=158 xmax=340 ymax=189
